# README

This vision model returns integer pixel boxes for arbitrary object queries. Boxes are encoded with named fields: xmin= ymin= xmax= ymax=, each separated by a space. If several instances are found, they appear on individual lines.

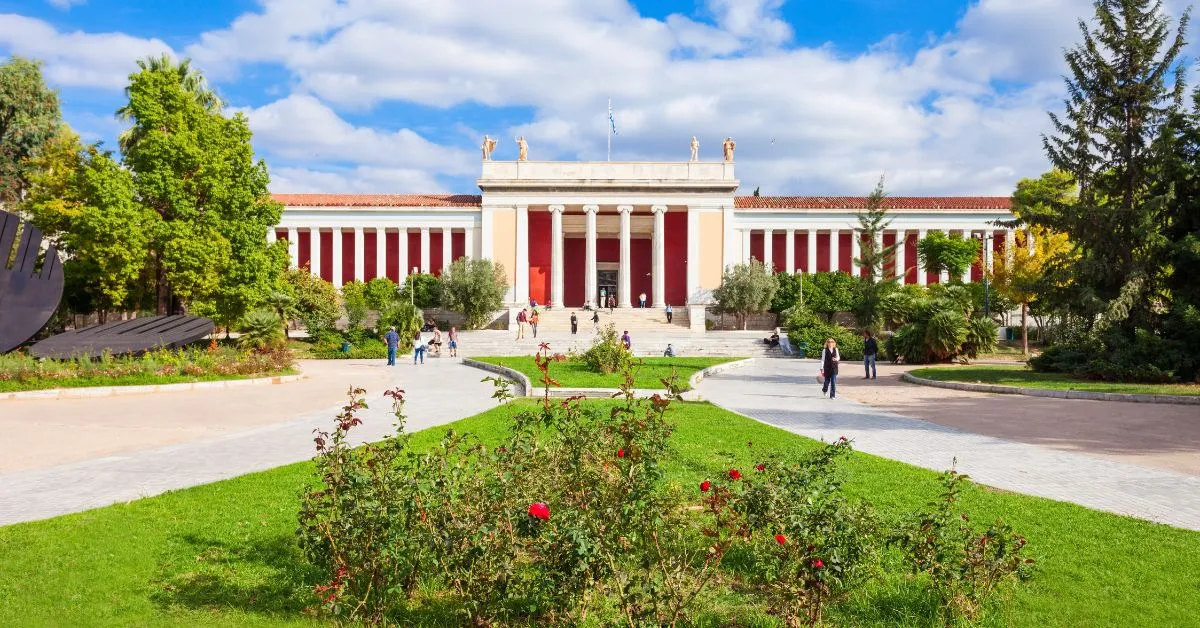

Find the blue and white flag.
xmin=608 ymin=98 xmax=618 ymax=135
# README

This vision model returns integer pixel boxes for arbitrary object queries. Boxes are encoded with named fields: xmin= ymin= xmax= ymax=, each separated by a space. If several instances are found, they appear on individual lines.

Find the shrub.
xmin=340 ymin=280 xmax=370 ymax=330
xmin=1031 ymin=329 xmax=1178 ymax=383
xmin=581 ymin=323 xmax=630 ymax=373
xmin=237 ymin=308 xmax=284 ymax=350
xmin=785 ymin=308 xmax=864 ymax=360
xmin=363 ymin=276 xmax=399 ymax=311
xmin=400 ymin=273 xmax=441 ymax=309
xmin=376 ymin=301 xmax=423 ymax=349
xmin=282 ymin=268 xmax=340 ymax=336
xmin=438 ymin=258 xmax=508 ymax=329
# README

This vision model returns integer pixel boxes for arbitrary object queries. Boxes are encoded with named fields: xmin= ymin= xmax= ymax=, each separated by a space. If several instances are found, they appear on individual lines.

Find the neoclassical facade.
xmin=272 ymin=160 xmax=1016 ymax=310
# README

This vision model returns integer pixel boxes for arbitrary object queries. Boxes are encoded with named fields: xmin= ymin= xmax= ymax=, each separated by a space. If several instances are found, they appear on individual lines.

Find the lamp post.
xmin=410 ymin=266 xmax=418 ymax=307
xmin=973 ymin=233 xmax=992 ymax=318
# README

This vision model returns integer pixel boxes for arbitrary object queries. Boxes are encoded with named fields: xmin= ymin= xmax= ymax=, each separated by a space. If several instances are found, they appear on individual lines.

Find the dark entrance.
xmin=597 ymin=269 xmax=617 ymax=307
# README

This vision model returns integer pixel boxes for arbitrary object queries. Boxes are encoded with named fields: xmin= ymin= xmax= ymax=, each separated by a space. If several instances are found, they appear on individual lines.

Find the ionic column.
xmin=550 ymin=205 xmax=565 ymax=308
xmin=785 ymin=229 xmax=795 ymax=274
xmin=584 ymin=205 xmax=599 ymax=307
xmin=686 ymin=206 xmax=700 ymax=303
xmin=464 ymin=227 xmax=475 ymax=260
xmin=375 ymin=228 xmax=386 ymax=281
xmin=741 ymin=229 xmax=752 ymax=263
xmin=873 ymin=232 xmax=883 ymax=281
xmin=850 ymin=229 xmax=861 ymax=277
xmin=618 ymin=205 xmax=633 ymax=307
xmin=287 ymin=227 xmax=298 ymax=268
xmin=985 ymin=231 xmax=996 ymax=274
xmin=398 ymin=229 xmax=410 ymax=281
xmin=353 ymin=227 xmax=365 ymax=282
xmin=266 ymin=228 xmax=277 ymax=245
xmin=331 ymin=228 xmax=344 ymax=288
xmin=806 ymin=229 xmax=816 ymax=274
xmin=894 ymin=229 xmax=907 ymax=283
xmin=1005 ymin=229 xmax=1016 ymax=266
xmin=829 ymin=228 xmax=840 ymax=272
xmin=960 ymin=230 xmax=972 ymax=283
xmin=515 ymin=206 xmax=529 ymax=304
xmin=1026 ymin=228 xmax=1036 ymax=255
xmin=762 ymin=228 xmax=774 ymax=272
xmin=442 ymin=227 xmax=453 ymax=273
xmin=917 ymin=229 xmax=928 ymax=286
xmin=652 ymin=205 xmax=667 ymax=307
xmin=419 ymin=227 xmax=431 ymax=274
xmin=309 ymin=228 xmax=321 ymax=278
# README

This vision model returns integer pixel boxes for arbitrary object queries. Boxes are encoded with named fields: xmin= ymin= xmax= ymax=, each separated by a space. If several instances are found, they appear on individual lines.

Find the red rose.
xmin=775 ymin=534 xmax=787 ymax=545
xmin=728 ymin=468 xmax=742 ymax=480
xmin=812 ymin=559 xmax=824 ymax=569
xmin=528 ymin=502 xmax=550 ymax=521
xmin=755 ymin=463 xmax=765 ymax=472
xmin=618 ymin=448 xmax=626 ymax=458
xmin=700 ymin=480 xmax=711 ymax=492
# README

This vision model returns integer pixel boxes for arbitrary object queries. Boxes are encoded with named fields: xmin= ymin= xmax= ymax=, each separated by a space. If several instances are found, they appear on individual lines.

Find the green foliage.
xmin=237 ymin=308 xmax=284 ymax=351
xmin=917 ymin=231 xmax=981 ymax=281
xmin=772 ymin=271 xmax=864 ymax=322
xmin=882 ymin=285 xmax=996 ymax=364
xmin=581 ymin=322 xmax=630 ymax=374
xmin=853 ymin=177 xmax=901 ymax=328
xmin=785 ymin=308 xmax=865 ymax=360
xmin=400 ymin=273 xmax=441 ymax=309
xmin=0 ymin=55 xmax=61 ymax=205
xmin=712 ymin=259 xmax=778 ymax=329
xmin=376 ymin=300 xmax=423 ymax=349
xmin=437 ymin=258 xmax=507 ymax=329
xmin=281 ymin=268 xmax=340 ymax=336
xmin=261 ymin=290 xmax=296 ymax=338
xmin=339 ymin=280 xmax=370 ymax=330
xmin=890 ymin=468 xmax=1035 ymax=622
xmin=363 ymin=276 xmax=398 ymax=311
xmin=1030 ymin=327 xmax=1184 ymax=383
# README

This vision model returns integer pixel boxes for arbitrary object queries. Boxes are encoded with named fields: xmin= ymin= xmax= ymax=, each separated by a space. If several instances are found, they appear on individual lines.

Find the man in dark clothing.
xmin=863 ymin=330 xmax=878 ymax=379
xmin=384 ymin=326 xmax=400 ymax=366
xmin=821 ymin=338 xmax=840 ymax=399
xmin=570 ymin=312 xmax=578 ymax=334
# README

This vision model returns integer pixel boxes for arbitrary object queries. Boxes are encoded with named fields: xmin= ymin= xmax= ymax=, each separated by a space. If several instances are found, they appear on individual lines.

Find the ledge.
xmin=0 ymin=373 xmax=305 ymax=401
xmin=461 ymin=358 xmax=754 ymax=400
xmin=900 ymin=372 xmax=1200 ymax=406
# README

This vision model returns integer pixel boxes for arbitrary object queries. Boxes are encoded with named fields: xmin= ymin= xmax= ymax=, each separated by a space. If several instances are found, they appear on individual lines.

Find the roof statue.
xmin=481 ymin=135 xmax=497 ymax=160
xmin=723 ymin=137 xmax=736 ymax=162
xmin=689 ymin=136 xmax=699 ymax=161
xmin=0 ymin=210 xmax=64 ymax=354
xmin=517 ymin=136 xmax=528 ymax=161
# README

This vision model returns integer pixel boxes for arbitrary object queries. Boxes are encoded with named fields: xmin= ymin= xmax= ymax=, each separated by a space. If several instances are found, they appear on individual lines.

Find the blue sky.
xmin=1 ymin=0 xmax=1177 ymax=195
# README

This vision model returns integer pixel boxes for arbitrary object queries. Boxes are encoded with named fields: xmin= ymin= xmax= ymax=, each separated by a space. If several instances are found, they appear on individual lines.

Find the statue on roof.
xmin=689 ymin=136 xmax=699 ymax=161
xmin=516 ymin=136 xmax=528 ymax=161
xmin=481 ymin=135 xmax=498 ymax=160
xmin=723 ymin=137 xmax=736 ymax=162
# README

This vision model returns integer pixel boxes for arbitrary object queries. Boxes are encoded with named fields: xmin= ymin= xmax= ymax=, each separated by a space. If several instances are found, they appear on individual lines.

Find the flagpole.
xmin=607 ymin=98 xmax=612 ymax=162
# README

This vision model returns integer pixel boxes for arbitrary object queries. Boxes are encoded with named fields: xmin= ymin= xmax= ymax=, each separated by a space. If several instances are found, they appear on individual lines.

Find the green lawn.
xmin=910 ymin=364 xmax=1200 ymax=396
xmin=1 ymin=400 xmax=1197 ymax=626
xmin=0 ymin=370 xmax=296 ymax=394
xmin=472 ymin=355 xmax=739 ymax=390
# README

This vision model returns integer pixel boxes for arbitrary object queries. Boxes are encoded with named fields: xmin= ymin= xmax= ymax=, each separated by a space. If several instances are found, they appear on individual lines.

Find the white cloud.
xmin=267 ymin=165 xmax=446 ymax=193
xmin=0 ymin=14 xmax=173 ymax=88
xmin=46 ymin=0 xmax=87 ymax=9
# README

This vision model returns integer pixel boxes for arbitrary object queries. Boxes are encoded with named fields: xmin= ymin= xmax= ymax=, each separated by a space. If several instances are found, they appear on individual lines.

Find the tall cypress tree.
xmin=1040 ymin=0 xmax=1189 ymax=331
xmin=853 ymin=176 xmax=900 ymax=328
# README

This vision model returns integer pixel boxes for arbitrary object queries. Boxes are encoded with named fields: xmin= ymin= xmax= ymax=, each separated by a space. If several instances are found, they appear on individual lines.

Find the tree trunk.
xmin=1021 ymin=302 xmax=1029 ymax=356
xmin=155 ymin=256 xmax=169 ymax=315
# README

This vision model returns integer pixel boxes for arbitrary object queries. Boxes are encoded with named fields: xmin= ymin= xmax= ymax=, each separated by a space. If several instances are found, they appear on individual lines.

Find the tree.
xmin=917 ymin=231 xmax=980 ymax=281
xmin=712 ymin=259 xmax=778 ymax=329
xmin=804 ymin=272 xmax=863 ymax=323
xmin=401 ymin=273 xmax=442 ymax=309
xmin=364 ymin=276 xmax=399 ymax=311
xmin=438 ymin=258 xmax=508 ymax=329
xmin=1037 ymin=0 xmax=1188 ymax=332
xmin=340 ymin=280 xmax=370 ymax=330
xmin=118 ymin=55 xmax=284 ymax=321
xmin=852 ymin=176 xmax=900 ymax=328
xmin=262 ymin=290 xmax=296 ymax=339
xmin=282 ymin=268 xmax=340 ymax=336
xmin=0 ymin=56 xmax=61 ymax=207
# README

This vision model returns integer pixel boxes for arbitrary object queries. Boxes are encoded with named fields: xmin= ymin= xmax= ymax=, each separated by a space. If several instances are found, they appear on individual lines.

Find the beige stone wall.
xmin=491 ymin=208 xmax=517 ymax=286
xmin=699 ymin=211 xmax=724 ymax=290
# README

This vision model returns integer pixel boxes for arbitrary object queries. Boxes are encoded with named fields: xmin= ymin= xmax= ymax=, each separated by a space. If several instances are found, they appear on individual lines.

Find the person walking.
xmin=570 ymin=312 xmax=578 ymax=335
xmin=820 ymin=338 xmax=840 ymax=399
xmin=413 ymin=333 xmax=427 ymax=365
xmin=530 ymin=309 xmax=540 ymax=338
xmin=383 ymin=326 xmax=400 ymax=366
xmin=863 ymin=330 xmax=878 ymax=379
xmin=621 ymin=330 xmax=632 ymax=351
xmin=608 ymin=294 xmax=616 ymax=313
xmin=515 ymin=308 xmax=527 ymax=340
xmin=638 ymin=292 xmax=647 ymax=308
xmin=448 ymin=326 xmax=459 ymax=357
xmin=665 ymin=303 xmax=673 ymax=323
xmin=591 ymin=311 xmax=600 ymax=332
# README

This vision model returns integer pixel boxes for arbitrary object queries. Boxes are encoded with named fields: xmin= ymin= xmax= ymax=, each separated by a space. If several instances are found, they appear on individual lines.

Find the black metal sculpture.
xmin=29 ymin=315 xmax=215 ymax=359
xmin=0 ymin=210 xmax=64 ymax=353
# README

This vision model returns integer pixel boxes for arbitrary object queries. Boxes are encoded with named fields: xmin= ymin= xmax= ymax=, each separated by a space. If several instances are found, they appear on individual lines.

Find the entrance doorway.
xmin=597 ymin=269 xmax=617 ymax=307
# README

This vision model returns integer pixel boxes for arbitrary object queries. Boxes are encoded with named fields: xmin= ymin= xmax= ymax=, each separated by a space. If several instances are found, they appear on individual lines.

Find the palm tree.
xmin=263 ymin=290 xmax=297 ymax=339
xmin=116 ymin=54 xmax=222 ymax=153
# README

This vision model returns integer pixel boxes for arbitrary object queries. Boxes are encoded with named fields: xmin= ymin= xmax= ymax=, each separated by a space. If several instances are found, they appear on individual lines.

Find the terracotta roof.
xmin=736 ymin=196 xmax=1011 ymax=210
xmin=274 ymin=194 xmax=482 ymax=207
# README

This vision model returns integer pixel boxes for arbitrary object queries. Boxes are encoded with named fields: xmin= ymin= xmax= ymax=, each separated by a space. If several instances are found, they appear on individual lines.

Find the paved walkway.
xmin=694 ymin=359 xmax=1200 ymax=531
xmin=0 ymin=358 xmax=498 ymax=526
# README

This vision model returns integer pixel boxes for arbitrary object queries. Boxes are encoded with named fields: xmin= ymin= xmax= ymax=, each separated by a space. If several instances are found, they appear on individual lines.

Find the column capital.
xmin=582 ymin=204 xmax=599 ymax=214
xmin=617 ymin=204 xmax=634 ymax=214
xmin=651 ymin=204 xmax=668 ymax=214
xmin=764 ymin=227 xmax=774 ymax=234
xmin=548 ymin=204 xmax=564 ymax=214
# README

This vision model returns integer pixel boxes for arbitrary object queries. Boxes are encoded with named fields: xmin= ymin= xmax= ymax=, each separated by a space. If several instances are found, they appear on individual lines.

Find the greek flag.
xmin=608 ymin=99 xmax=618 ymax=135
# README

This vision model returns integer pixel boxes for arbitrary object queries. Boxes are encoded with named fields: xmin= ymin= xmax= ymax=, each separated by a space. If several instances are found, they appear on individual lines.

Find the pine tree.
xmin=853 ymin=176 xmax=900 ymax=328
xmin=1041 ymin=0 xmax=1189 ymax=331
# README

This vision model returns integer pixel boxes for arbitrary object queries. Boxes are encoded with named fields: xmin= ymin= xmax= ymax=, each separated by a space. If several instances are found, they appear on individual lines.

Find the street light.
xmin=973 ymin=233 xmax=992 ymax=318
xmin=410 ymin=266 xmax=418 ymax=307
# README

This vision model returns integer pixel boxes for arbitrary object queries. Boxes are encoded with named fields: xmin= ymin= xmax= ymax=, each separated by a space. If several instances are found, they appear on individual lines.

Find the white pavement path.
xmin=694 ymin=359 xmax=1200 ymax=531
xmin=0 ymin=359 xmax=498 ymax=527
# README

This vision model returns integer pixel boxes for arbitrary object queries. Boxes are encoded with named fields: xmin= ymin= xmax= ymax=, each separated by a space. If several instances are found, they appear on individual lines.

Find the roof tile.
xmin=273 ymin=194 xmax=482 ymax=207
xmin=735 ymin=196 xmax=1011 ymax=210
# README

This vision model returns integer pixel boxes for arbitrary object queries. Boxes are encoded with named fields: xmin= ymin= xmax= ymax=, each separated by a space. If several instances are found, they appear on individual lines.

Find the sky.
xmin=0 ymin=0 xmax=1192 ymax=196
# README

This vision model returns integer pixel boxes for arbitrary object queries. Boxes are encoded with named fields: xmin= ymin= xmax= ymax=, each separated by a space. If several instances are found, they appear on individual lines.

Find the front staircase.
xmin=448 ymin=329 xmax=782 ymax=359
xmin=521 ymin=307 xmax=689 ymax=333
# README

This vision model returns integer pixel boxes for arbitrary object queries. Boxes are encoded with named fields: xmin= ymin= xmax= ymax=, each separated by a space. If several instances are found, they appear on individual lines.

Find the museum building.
xmin=270 ymin=159 xmax=1016 ymax=312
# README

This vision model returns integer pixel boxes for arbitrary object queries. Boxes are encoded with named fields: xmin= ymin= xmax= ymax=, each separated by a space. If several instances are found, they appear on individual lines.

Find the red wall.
xmin=528 ymin=212 xmax=551 ymax=305
xmin=630 ymin=238 xmax=651 ymax=305
xmin=816 ymin=233 xmax=830 ymax=272
xmin=883 ymin=233 xmax=896 ymax=278
xmin=771 ymin=231 xmax=787 ymax=272
xmin=407 ymin=232 xmax=421 ymax=276
xmin=905 ymin=233 xmax=918 ymax=284
xmin=452 ymin=231 xmax=465 ymax=262
xmin=750 ymin=231 xmax=763 ymax=263
xmin=386 ymin=231 xmax=401 ymax=282
xmin=319 ymin=231 xmax=333 ymax=283
xmin=564 ymin=237 xmax=585 ymax=306
xmin=665 ymin=212 xmax=687 ymax=305
xmin=364 ymin=231 xmax=378 ymax=280
xmin=298 ymin=230 xmax=311 ymax=271
xmin=795 ymin=231 xmax=809 ymax=273
xmin=839 ymin=232 xmax=851 ymax=273
xmin=430 ymin=233 xmax=444 ymax=276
